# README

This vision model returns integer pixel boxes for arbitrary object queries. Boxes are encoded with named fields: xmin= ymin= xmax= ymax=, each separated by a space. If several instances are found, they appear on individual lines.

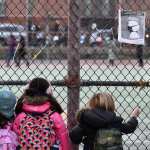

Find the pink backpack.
xmin=0 ymin=128 xmax=18 ymax=150
xmin=17 ymin=110 xmax=59 ymax=150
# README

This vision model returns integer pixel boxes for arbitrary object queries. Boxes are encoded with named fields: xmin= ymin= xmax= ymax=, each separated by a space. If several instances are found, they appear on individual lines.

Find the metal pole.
xmin=26 ymin=0 xmax=36 ymax=47
xmin=67 ymin=0 xmax=80 ymax=149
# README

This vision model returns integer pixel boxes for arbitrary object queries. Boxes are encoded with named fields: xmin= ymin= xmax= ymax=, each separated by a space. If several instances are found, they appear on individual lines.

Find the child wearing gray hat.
xmin=0 ymin=89 xmax=18 ymax=149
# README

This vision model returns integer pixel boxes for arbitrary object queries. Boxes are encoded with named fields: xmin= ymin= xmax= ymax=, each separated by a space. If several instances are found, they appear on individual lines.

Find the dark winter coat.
xmin=69 ymin=108 xmax=138 ymax=150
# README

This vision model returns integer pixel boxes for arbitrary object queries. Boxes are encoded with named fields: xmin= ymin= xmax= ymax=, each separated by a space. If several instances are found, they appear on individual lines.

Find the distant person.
xmin=30 ymin=24 xmax=38 ymax=46
xmin=54 ymin=20 xmax=60 ymax=32
xmin=80 ymin=32 xmax=87 ymax=45
xmin=58 ymin=32 xmax=67 ymax=46
xmin=89 ymin=31 xmax=98 ymax=47
xmin=6 ymin=35 xmax=17 ymax=67
xmin=15 ymin=35 xmax=29 ymax=67
xmin=44 ymin=34 xmax=53 ymax=59
xmin=0 ymin=89 xmax=18 ymax=149
xmin=107 ymin=39 xmax=117 ymax=66
xmin=136 ymin=45 xmax=144 ymax=67
xmin=53 ymin=34 xmax=59 ymax=46
xmin=108 ymin=48 xmax=116 ymax=66
xmin=69 ymin=93 xmax=140 ymax=150
xmin=13 ymin=77 xmax=71 ymax=150
xmin=96 ymin=33 xmax=103 ymax=47
xmin=36 ymin=32 xmax=45 ymax=46
xmin=89 ymin=23 xmax=98 ymax=47
xmin=45 ymin=33 xmax=53 ymax=47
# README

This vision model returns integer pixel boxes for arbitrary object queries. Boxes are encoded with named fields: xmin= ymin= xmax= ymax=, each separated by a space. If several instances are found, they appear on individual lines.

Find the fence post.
xmin=67 ymin=0 xmax=80 ymax=150
xmin=26 ymin=0 xmax=36 ymax=47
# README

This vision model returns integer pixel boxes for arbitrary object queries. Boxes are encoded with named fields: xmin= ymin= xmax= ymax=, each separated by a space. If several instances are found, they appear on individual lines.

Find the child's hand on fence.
xmin=130 ymin=107 xmax=141 ymax=118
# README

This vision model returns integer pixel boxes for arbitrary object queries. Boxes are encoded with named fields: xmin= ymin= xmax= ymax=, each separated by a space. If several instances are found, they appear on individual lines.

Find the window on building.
xmin=0 ymin=0 xmax=5 ymax=16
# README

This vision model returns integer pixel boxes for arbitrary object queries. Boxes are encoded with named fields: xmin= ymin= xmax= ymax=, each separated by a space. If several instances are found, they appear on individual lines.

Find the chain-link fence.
xmin=0 ymin=0 xmax=150 ymax=149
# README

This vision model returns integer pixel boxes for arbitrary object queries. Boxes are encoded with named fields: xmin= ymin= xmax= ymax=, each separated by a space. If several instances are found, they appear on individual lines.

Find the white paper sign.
xmin=118 ymin=9 xmax=145 ymax=45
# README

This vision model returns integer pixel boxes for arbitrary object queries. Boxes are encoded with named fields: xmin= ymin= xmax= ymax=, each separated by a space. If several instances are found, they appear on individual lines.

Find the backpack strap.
xmin=13 ymin=113 xmax=27 ymax=135
xmin=23 ymin=109 xmax=55 ymax=117
xmin=48 ymin=110 xmax=56 ymax=116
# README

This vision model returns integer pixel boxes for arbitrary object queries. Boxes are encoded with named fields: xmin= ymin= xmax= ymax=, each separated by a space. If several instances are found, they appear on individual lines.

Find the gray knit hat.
xmin=0 ymin=90 xmax=16 ymax=119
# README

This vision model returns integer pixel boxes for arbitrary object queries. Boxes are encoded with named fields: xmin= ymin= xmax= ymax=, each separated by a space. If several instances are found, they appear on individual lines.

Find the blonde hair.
xmin=88 ymin=93 xmax=115 ymax=112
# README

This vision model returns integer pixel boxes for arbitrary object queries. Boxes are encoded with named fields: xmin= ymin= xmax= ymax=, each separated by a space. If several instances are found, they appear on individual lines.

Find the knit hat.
xmin=25 ymin=78 xmax=53 ymax=97
xmin=0 ymin=90 xmax=16 ymax=119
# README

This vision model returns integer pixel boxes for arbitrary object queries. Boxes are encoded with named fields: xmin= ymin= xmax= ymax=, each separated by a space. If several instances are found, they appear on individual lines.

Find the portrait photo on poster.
xmin=118 ymin=9 xmax=145 ymax=45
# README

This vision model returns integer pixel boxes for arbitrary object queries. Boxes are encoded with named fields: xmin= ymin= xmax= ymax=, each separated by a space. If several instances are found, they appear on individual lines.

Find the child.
xmin=0 ymin=89 xmax=18 ymax=149
xmin=80 ymin=32 xmax=86 ymax=45
xmin=136 ymin=45 xmax=144 ymax=67
xmin=69 ymin=93 xmax=140 ymax=150
xmin=96 ymin=33 xmax=103 ymax=47
xmin=13 ymin=77 xmax=71 ymax=150
xmin=108 ymin=48 xmax=115 ymax=66
xmin=107 ymin=40 xmax=116 ymax=66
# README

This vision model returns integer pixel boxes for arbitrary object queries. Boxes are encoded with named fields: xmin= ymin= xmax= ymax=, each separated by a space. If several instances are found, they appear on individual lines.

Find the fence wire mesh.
xmin=0 ymin=0 xmax=150 ymax=149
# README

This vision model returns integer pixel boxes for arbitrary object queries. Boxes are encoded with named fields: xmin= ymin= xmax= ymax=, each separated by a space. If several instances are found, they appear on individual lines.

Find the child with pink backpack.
xmin=0 ymin=89 xmax=18 ymax=150
xmin=13 ymin=77 xmax=71 ymax=150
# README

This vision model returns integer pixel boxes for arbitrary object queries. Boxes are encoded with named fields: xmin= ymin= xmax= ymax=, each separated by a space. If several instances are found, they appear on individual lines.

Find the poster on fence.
xmin=118 ymin=9 xmax=145 ymax=45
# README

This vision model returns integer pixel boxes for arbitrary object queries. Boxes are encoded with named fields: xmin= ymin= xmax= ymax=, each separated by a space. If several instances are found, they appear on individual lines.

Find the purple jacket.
xmin=0 ymin=123 xmax=18 ymax=150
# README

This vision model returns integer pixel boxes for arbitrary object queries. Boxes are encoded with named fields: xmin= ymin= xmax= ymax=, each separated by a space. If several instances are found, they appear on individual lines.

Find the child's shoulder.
xmin=77 ymin=108 xmax=90 ymax=114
